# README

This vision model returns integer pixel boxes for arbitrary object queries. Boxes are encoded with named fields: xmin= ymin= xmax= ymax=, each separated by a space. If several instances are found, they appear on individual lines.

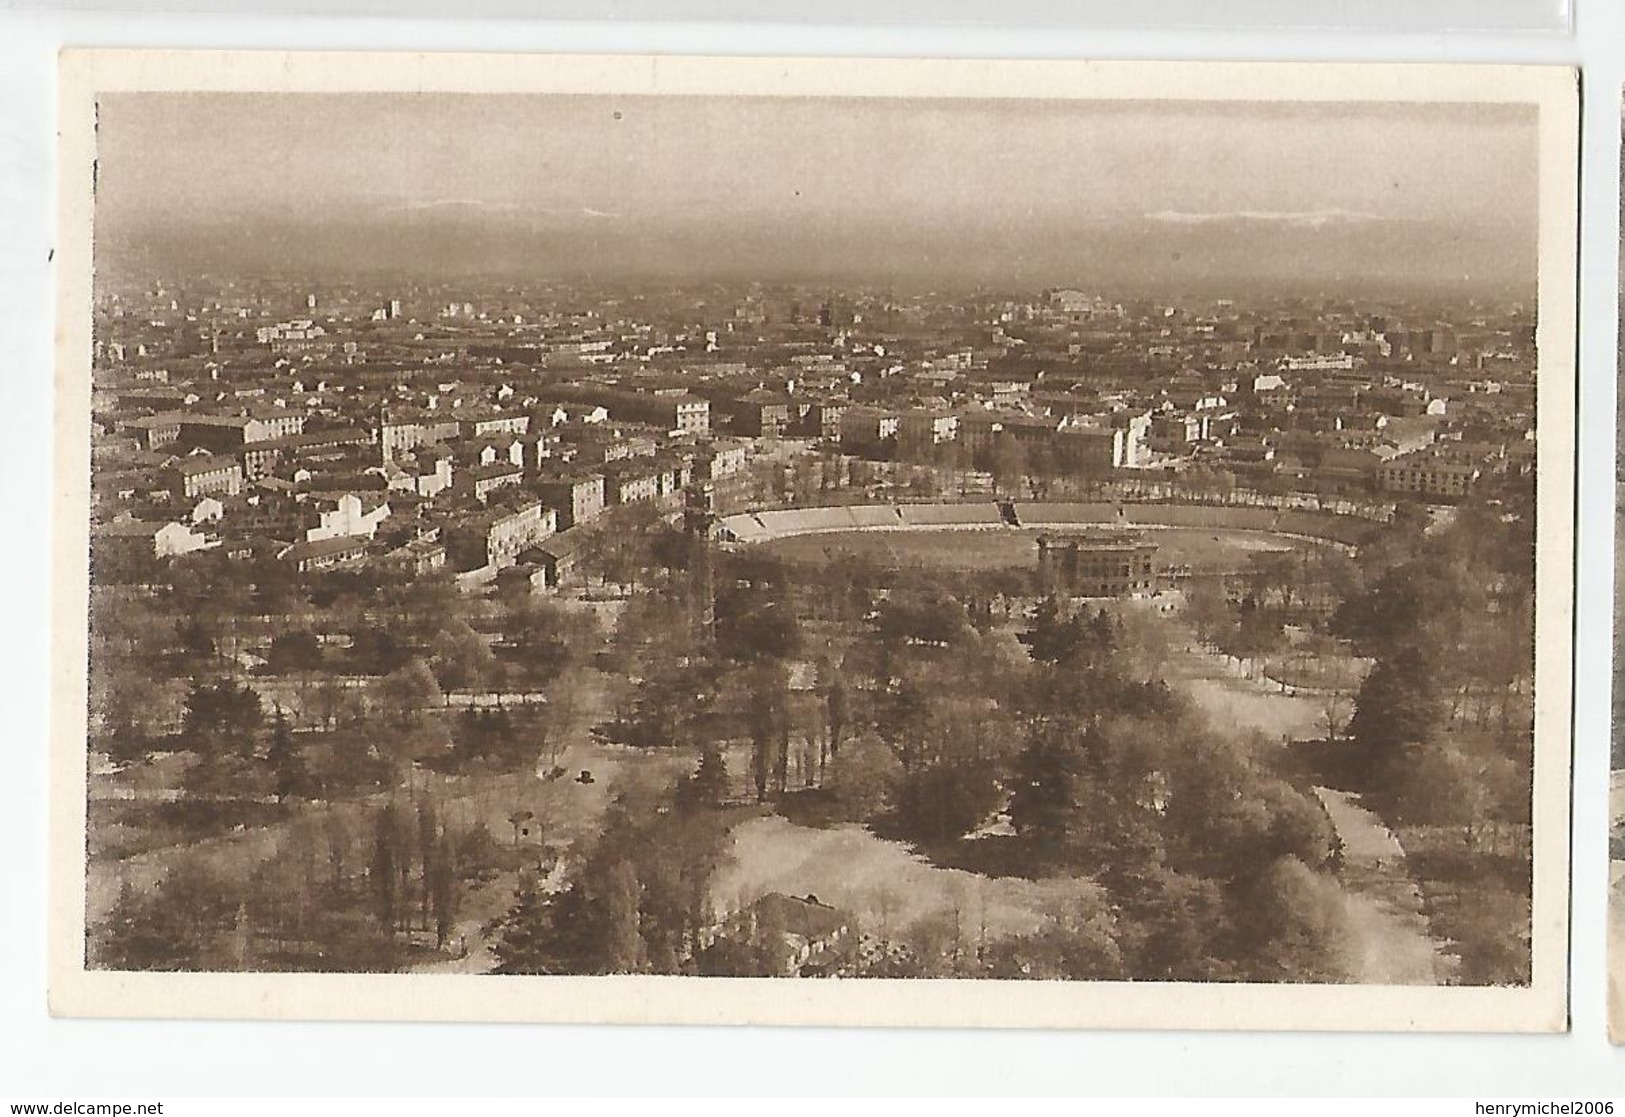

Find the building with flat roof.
xmin=118 ymin=413 xmax=184 ymax=451
xmin=551 ymin=385 xmax=710 ymax=436
xmin=535 ymin=473 xmax=607 ymax=530
xmin=305 ymin=493 xmax=391 ymax=543
xmin=454 ymin=408 xmax=531 ymax=439
xmin=241 ymin=427 xmax=373 ymax=480
xmin=1377 ymin=451 xmax=1480 ymax=500
xmin=167 ymin=454 xmax=244 ymax=499
xmin=535 ymin=527 xmax=588 ymax=590
xmin=381 ymin=536 xmax=448 ymax=577
xmin=468 ymin=462 xmax=524 ymax=502
xmin=380 ymin=411 xmax=463 ymax=463
xmin=177 ymin=411 xmax=305 ymax=453
xmin=446 ymin=501 xmax=557 ymax=573
xmin=279 ymin=534 xmax=371 ymax=573
xmin=898 ymin=411 xmax=959 ymax=458
xmin=1036 ymin=532 xmax=1158 ymax=597
xmin=93 ymin=519 xmax=217 ymax=564
xmin=840 ymin=407 xmax=899 ymax=456
xmin=718 ymin=390 xmax=792 ymax=439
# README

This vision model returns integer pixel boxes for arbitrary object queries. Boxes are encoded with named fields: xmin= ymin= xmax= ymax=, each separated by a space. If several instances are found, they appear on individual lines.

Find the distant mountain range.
xmin=95 ymin=207 xmax=1534 ymax=299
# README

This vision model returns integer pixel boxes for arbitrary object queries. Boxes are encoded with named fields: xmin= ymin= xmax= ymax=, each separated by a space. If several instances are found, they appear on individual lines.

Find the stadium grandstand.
xmin=720 ymin=500 xmax=1378 ymax=550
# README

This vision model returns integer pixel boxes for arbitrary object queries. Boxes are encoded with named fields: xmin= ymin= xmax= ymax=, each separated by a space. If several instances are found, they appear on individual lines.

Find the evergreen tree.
xmin=1018 ymin=595 xmax=1081 ymax=665
xmin=417 ymin=797 xmax=440 ymax=929
xmin=819 ymin=656 xmax=849 ymax=761
xmin=890 ymin=761 xmax=1003 ymax=844
xmin=266 ymin=706 xmax=308 ymax=803
xmin=598 ymin=858 xmax=644 ymax=973
xmin=690 ymin=744 xmax=730 ymax=808
xmin=179 ymin=678 xmax=265 ymax=757
xmin=430 ymin=830 xmax=458 ymax=949
xmin=371 ymin=803 xmax=400 ymax=932
xmin=490 ymin=874 xmax=556 ymax=974
xmin=1347 ymin=643 xmax=1446 ymax=786
xmin=1008 ymin=722 xmax=1095 ymax=862
xmin=746 ymin=662 xmax=789 ymax=801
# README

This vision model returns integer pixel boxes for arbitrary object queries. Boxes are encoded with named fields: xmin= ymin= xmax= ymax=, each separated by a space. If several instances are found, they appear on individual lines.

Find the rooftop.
xmin=93 ymin=520 xmax=165 ymax=538
xmin=280 ymin=536 xmax=370 ymax=562
xmin=749 ymin=893 xmax=848 ymax=939
xmin=172 ymin=455 xmax=240 ymax=476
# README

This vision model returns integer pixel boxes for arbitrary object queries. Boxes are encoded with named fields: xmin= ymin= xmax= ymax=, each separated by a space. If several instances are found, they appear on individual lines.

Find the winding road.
xmin=1171 ymin=634 xmax=1445 ymax=985
xmin=1314 ymin=788 xmax=1441 ymax=984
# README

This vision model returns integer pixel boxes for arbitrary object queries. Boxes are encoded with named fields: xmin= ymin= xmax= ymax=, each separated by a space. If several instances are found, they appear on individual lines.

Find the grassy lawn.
xmin=1164 ymin=637 xmax=1330 ymax=742
xmin=712 ymin=815 xmax=1105 ymax=946
xmin=1262 ymin=653 xmax=1371 ymax=693
xmin=88 ymin=797 xmax=290 ymax=861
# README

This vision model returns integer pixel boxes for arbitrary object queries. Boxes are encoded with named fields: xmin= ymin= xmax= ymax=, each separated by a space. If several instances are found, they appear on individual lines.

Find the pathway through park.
xmin=1312 ymin=788 xmax=1441 ymax=984
xmin=1172 ymin=637 xmax=1444 ymax=985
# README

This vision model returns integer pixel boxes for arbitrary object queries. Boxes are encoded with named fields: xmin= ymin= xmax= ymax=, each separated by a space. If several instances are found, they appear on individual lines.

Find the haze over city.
xmin=94 ymin=94 xmax=1537 ymax=295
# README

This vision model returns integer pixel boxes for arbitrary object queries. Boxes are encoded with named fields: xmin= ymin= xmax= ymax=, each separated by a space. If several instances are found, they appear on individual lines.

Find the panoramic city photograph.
xmin=60 ymin=60 xmax=1570 ymax=1022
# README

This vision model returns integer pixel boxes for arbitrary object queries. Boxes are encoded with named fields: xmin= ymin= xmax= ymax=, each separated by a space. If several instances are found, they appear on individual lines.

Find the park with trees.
xmin=483 ymin=484 xmax=1535 ymax=984
xmin=85 ymin=472 xmax=1536 ymax=985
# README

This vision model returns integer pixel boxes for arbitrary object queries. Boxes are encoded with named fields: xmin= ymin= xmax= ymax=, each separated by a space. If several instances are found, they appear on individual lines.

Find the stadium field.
xmin=754 ymin=525 xmax=1307 ymax=574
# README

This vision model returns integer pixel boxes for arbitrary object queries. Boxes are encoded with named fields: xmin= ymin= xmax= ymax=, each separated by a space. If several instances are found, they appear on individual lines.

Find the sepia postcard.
xmin=50 ymin=51 xmax=1577 ymax=1030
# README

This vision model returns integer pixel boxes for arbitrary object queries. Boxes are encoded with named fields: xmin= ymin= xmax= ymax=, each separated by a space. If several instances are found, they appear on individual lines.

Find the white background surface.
xmin=0 ymin=5 xmax=1621 ymax=1097
xmin=0 ymin=0 xmax=1580 ymax=30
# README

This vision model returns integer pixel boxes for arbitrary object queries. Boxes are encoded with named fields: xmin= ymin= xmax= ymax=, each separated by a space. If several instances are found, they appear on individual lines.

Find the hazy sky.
xmin=94 ymin=93 xmax=1539 ymax=294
